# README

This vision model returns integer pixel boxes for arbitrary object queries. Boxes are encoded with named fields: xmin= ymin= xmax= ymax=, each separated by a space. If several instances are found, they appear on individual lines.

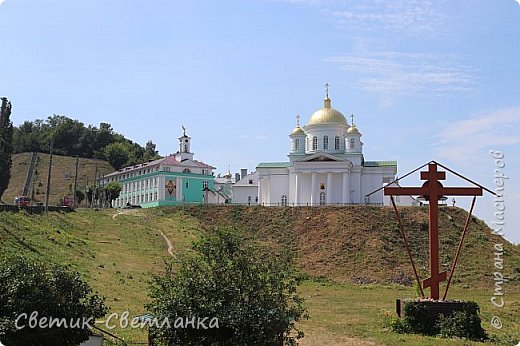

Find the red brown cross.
xmin=384 ymin=162 xmax=482 ymax=300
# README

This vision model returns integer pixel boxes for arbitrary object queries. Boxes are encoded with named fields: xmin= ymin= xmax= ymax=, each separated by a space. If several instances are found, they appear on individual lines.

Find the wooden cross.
xmin=384 ymin=162 xmax=482 ymax=300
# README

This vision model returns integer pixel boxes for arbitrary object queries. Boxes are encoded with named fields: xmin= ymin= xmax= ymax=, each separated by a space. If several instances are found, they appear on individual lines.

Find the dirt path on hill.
xmin=299 ymin=336 xmax=377 ymax=346
xmin=157 ymin=230 xmax=176 ymax=258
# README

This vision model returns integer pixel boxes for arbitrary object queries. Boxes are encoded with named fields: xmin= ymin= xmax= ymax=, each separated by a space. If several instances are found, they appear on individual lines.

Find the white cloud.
xmin=275 ymin=0 xmax=447 ymax=35
xmin=325 ymin=51 xmax=476 ymax=97
xmin=434 ymin=107 xmax=520 ymax=161
xmin=330 ymin=1 xmax=444 ymax=35
xmin=0 ymin=0 xmax=6 ymax=5
xmin=515 ymin=0 xmax=520 ymax=6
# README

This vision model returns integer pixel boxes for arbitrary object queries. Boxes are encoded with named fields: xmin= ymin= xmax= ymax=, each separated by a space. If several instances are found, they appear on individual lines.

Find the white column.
xmin=342 ymin=172 xmax=350 ymax=204
xmin=326 ymin=173 xmax=332 ymax=204
xmin=258 ymin=177 xmax=263 ymax=206
xmin=311 ymin=173 xmax=317 ymax=206
xmin=176 ymin=177 xmax=182 ymax=202
xmin=294 ymin=173 xmax=299 ymax=206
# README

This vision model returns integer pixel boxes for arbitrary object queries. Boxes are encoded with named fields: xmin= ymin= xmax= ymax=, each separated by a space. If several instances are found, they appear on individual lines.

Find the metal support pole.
xmin=390 ymin=196 xmax=425 ymax=298
xmin=442 ymin=196 xmax=477 ymax=300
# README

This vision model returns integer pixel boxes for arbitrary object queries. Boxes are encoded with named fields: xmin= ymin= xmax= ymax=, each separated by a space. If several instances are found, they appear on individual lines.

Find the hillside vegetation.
xmin=0 ymin=206 xmax=518 ymax=345
xmin=2 ymin=152 xmax=113 ymax=205
xmin=12 ymin=116 xmax=161 ymax=169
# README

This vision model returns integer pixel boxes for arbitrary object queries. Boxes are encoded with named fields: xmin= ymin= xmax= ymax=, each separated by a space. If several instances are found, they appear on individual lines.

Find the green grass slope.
xmin=0 ymin=206 xmax=518 ymax=345
xmin=2 ymin=152 xmax=114 ymax=205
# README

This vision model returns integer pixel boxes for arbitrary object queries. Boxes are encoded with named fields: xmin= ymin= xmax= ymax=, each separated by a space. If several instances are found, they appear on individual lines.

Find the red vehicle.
xmin=14 ymin=196 xmax=31 ymax=207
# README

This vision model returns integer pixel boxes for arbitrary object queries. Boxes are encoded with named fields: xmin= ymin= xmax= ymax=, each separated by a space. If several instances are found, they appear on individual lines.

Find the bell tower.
xmin=178 ymin=125 xmax=194 ymax=161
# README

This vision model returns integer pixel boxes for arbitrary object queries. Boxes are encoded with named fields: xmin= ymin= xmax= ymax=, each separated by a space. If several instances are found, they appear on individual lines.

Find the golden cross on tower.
xmin=351 ymin=113 xmax=355 ymax=126
xmin=296 ymin=114 xmax=300 ymax=127
xmin=324 ymin=83 xmax=330 ymax=98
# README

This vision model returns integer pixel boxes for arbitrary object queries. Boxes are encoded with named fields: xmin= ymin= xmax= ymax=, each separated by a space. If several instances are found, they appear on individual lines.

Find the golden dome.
xmin=307 ymin=97 xmax=348 ymax=126
xmin=347 ymin=125 xmax=359 ymax=134
xmin=290 ymin=126 xmax=305 ymax=136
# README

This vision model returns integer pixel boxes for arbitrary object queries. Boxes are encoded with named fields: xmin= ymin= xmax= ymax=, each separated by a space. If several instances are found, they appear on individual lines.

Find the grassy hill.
xmin=2 ymin=152 xmax=114 ymax=205
xmin=0 ymin=206 xmax=518 ymax=345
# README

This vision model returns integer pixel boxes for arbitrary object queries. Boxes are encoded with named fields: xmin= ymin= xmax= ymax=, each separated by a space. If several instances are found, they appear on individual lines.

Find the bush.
xmin=397 ymin=300 xmax=486 ymax=340
xmin=0 ymin=256 xmax=107 ymax=346
xmin=148 ymin=228 xmax=308 ymax=346
xmin=437 ymin=302 xmax=486 ymax=340
xmin=402 ymin=301 xmax=437 ymax=335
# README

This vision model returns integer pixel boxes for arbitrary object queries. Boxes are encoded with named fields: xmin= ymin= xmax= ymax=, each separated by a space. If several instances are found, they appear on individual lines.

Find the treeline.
xmin=13 ymin=115 xmax=161 ymax=170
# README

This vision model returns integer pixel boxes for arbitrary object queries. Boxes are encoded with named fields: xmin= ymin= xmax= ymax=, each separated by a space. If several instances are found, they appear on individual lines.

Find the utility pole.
xmin=91 ymin=164 xmax=98 ymax=208
xmin=73 ymin=155 xmax=79 ymax=209
xmin=44 ymin=140 xmax=53 ymax=214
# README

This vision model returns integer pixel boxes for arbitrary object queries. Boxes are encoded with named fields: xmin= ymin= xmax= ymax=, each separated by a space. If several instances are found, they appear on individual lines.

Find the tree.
xmin=0 ymin=98 xmax=14 ymax=202
xmin=143 ymin=140 xmax=160 ymax=162
xmin=103 ymin=181 xmax=122 ymax=207
xmin=103 ymin=142 xmax=130 ymax=170
xmin=75 ymin=189 xmax=86 ymax=205
xmin=148 ymin=228 xmax=307 ymax=346
xmin=0 ymin=256 xmax=108 ymax=346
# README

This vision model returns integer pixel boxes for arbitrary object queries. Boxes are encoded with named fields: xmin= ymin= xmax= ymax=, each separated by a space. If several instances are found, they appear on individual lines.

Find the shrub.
xmin=0 ymin=256 xmax=107 ymax=346
xmin=398 ymin=300 xmax=486 ymax=340
xmin=148 ymin=228 xmax=308 ymax=346
xmin=437 ymin=302 xmax=487 ymax=340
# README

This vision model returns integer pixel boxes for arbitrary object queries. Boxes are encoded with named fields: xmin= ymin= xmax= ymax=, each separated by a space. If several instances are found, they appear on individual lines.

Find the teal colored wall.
xmin=182 ymin=177 xmax=204 ymax=202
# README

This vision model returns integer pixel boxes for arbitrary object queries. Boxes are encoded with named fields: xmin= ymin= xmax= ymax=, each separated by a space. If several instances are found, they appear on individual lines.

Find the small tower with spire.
xmin=345 ymin=113 xmax=363 ymax=164
xmin=289 ymin=114 xmax=306 ymax=160
xmin=177 ymin=125 xmax=194 ymax=161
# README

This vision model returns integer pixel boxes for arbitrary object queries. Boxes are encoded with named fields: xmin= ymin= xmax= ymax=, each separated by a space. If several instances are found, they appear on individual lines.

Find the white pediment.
xmin=295 ymin=152 xmax=344 ymax=162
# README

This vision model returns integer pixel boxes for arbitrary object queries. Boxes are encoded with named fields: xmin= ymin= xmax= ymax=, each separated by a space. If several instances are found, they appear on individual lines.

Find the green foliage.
xmin=397 ymin=301 xmax=486 ymax=341
xmin=103 ymin=182 xmax=122 ymax=206
xmin=0 ymin=98 xmax=14 ymax=201
xmin=103 ymin=142 xmax=131 ymax=170
xmin=75 ymin=189 xmax=86 ymax=205
xmin=148 ymin=228 xmax=308 ymax=346
xmin=0 ymin=256 xmax=108 ymax=346
xmin=11 ymin=115 xmax=161 ymax=169
xmin=437 ymin=302 xmax=487 ymax=340
xmin=402 ymin=301 xmax=436 ymax=335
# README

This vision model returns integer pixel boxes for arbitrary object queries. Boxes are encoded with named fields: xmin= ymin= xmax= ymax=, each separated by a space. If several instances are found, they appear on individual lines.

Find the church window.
xmin=350 ymin=138 xmax=355 ymax=149
xmin=319 ymin=192 xmax=326 ymax=205
xmin=203 ymin=181 xmax=209 ymax=189
xmin=281 ymin=195 xmax=288 ymax=206
xmin=312 ymin=137 xmax=318 ymax=150
xmin=185 ymin=181 xmax=189 ymax=188
xmin=335 ymin=136 xmax=340 ymax=150
xmin=183 ymin=168 xmax=191 ymax=173
xmin=184 ymin=144 xmax=189 ymax=152
xmin=295 ymin=138 xmax=300 ymax=151
xmin=323 ymin=136 xmax=328 ymax=150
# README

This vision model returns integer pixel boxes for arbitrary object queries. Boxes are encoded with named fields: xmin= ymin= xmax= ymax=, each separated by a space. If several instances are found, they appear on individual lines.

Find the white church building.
xmin=256 ymin=88 xmax=397 ymax=206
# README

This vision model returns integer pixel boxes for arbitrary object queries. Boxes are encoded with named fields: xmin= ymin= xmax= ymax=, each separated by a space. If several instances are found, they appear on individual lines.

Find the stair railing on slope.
xmin=21 ymin=152 xmax=38 ymax=197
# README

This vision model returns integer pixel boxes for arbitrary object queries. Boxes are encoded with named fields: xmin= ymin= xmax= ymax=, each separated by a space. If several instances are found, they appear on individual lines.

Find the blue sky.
xmin=1 ymin=0 xmax=519 ymax=243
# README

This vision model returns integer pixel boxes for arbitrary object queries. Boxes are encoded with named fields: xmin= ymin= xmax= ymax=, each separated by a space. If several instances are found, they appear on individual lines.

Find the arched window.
xmin=350 ymin=138 xmax=355 ymax=149
xmin=295 ymin=138 xmax=300 ymax=151
xmin=319 ymin=192 xmax=326 ymax=205
xmin=312 ymin=136 xmax=318 ymax=151
xmin=183 ymin=168 xmax=191 ymax=173
xmin=323 ymin=136 xmax=328 ymax=150
xmin=335 ymin=136 xmax=340 ymax=150
xmin=281 ymin=195 xmax=288 ymax=206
